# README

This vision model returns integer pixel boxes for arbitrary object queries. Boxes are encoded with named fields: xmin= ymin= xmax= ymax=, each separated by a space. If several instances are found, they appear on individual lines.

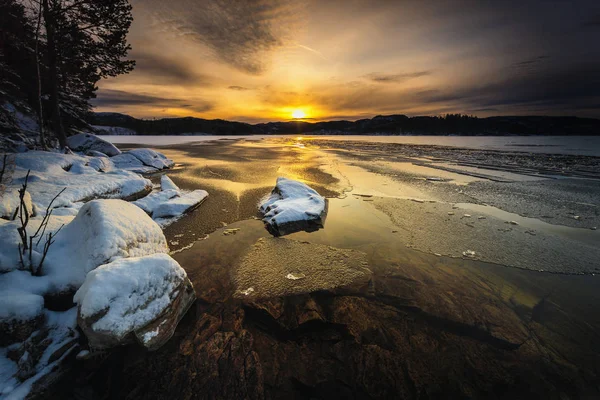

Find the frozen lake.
xmin=99 ymin=135 xmax=600 ymax=156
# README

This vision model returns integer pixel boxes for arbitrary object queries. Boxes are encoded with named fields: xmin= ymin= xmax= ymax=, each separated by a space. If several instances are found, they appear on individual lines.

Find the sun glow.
xmin=291 ymin=109 xmax=306 ymax=119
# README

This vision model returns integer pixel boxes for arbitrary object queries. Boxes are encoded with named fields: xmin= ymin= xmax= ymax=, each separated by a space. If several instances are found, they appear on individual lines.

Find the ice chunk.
xmin=67 ymin=133 xmax=121 ymax=157
xmin=462 ymin=250 xmax=476 ymax=257
xmin=259 ymin=177 xmax=327 ymax=236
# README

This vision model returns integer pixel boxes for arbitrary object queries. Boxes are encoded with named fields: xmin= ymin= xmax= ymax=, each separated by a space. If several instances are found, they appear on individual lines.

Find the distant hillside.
xmin=89 ymin=112 xmax=600 ymax=136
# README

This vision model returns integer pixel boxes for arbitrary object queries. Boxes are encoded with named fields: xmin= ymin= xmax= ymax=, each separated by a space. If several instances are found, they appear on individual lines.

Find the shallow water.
xmin=60 ymin=136 xmax=600 ymax=398
xmin=101 ymin=134 xmax=600 ymax=156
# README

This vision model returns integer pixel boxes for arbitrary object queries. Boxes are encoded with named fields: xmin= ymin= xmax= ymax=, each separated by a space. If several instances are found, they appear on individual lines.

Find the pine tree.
xmin=41 ymin=0 xmax=135 ymax=147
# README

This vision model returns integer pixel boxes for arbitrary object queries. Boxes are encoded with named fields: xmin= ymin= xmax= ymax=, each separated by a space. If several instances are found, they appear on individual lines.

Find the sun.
xmin=291 ymin=109 xmax=306 ymax=119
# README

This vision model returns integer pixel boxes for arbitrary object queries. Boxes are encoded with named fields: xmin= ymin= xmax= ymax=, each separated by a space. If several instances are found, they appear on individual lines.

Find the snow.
xmin=46 ymin=200 xmax=169 ymax=290
xmin=133 ymin=189 xmax=179 ymax=214
xmin=161 ymin=175 xmax=179 ymax=191
xmin=127 ymin=148 xmax=175 ymax=170
xmin=66 ymin=133 xmax=121 ymax=157
xmin=152 ymin=190 xmax=208 ymax=219
xmin=0 ymin=141 xmax=183 ymax=399
xmin=9 ymin=151 xmax=151 ymax=211
xmin=85 ymin=150 xmax=109 ymax=158
xmin=0 ymin=292 xmax=44 ymax=322
xmin=110 ymin=153 xmax=155 ymax=173
xmin=74 ymin=254 xmax=186 ymax=338
xmin=0 ymin=189 xmax=33 ymax=220
xmin=259 ymin=177 xmax=326 ymax=227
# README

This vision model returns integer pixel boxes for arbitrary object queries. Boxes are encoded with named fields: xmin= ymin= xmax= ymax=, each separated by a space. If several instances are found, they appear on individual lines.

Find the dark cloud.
xmin=365 ymin=71 xmax=432 ymax=83
xmin=511 ymin=56 xmax=549 ymax=69
xmin=92 ymin=89 xmax=214 ymax=112
xmin=144 ymin=0 xmax=299 ymax=74
xmin=228 ymin=86 xmax=251 ymax=91
xmin=131 ymin=52 xmax=213 ymax=86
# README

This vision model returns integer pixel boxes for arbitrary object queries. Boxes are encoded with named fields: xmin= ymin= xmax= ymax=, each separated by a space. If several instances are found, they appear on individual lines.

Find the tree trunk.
xmin=42 ymin=0 xmax=67 ymax=149
xmin=35 ymin=0 xmax=46 ymax=149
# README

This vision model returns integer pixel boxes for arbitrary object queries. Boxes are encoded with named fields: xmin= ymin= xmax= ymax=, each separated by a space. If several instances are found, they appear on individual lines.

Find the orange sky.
xmin=92 ymin=0 xmax=600 ymax=122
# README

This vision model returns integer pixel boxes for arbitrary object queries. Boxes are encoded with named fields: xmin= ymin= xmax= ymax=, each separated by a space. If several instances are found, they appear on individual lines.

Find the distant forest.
xmin=90 ymin=112 xmax=600 ymax=136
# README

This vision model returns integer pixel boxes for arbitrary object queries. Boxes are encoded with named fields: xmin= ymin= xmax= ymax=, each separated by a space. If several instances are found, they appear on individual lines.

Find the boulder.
xmin=0 ymin=291 xmax=45 ymax=346
xmin=46 ymin=199 xmax=169 ymax=290
xmin=67 ymin=133 xmax=121 ymax=157
xmin=85 ymin=150 xmax=109 ymax=158
xmin=127 ymin=149 xmax=175 ymax=170
xmin=259 ymin=177 xmax=327 ymax=236
xmin=74 ymin=254 xmax=195 ymax=350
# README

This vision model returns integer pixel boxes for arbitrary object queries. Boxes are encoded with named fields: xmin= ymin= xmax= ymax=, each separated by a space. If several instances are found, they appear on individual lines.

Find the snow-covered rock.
xmin=0 ymin=188 xmax=33 ymax=220
xmin=0 ymin=291 xmax=45 ymax=346
xmin=46 ymin=199 xmax=169 ymax=290
xmin=127 ymin=148 xmax=175 ymax=170
xmin=10 ymin=151 xmax=152 ymax=211
xmin=111 ymin=153 xmax=156 ymax=173
xmin=67 ymin=133 xmax=121 ymax=157
xmin=259 ymin=177 xmax=327 ymax=236
xmin=74 ymin=253 xmax=195 ymax=350
xmin=161 ymin=175 xmax=179 ymax=191
xmin=133 ymin=189 xmax=180 ymax=214
xmin=152 ymin=190 xmax=208 ymax=219
xmin=85 ymin=150 xmax=109 ymax=158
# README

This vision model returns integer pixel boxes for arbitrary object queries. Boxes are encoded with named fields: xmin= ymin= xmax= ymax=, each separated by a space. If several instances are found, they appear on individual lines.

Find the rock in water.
xmin=67 ymin=133 xmax=121 ymax=157
xmin=152 ymin=190 xmax=209 ymax=219
xmin=74 ymin=253 xmax=196 ymax=350
xmin=259 ymin=177 xmax=327 ymax=236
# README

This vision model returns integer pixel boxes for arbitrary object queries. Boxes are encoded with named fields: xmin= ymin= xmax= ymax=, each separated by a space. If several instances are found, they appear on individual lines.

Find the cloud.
xmin=144 ymin=0 xmax=302 ymax=74
xmin=511 ymin=55 xmax=549 ymax=70
xmin=365 ymin=71 xmax=432 ymax=83
xmin=130 ymin=51 xmax=213 ymax=86
xmin=228 ymin=86 xmax=251 ymax=91
xmin=92 ymin=89 xmax=214 ymax=113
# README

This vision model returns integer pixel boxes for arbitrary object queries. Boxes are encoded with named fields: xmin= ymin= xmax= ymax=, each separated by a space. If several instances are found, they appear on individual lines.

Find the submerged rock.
xmin=74 ymin=253 xmax=195 ymax=350
xmin=259 ymin=177 xmax=327 ymax=236
xmin=67 ymin=133 xmax=121 ymax=157
xmin=234 ymin=237 xmax=371 ymax=298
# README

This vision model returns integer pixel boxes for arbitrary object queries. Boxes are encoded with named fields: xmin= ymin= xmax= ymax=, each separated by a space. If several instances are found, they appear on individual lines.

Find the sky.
xmin=92 ymin=0 xmax=600 ymax=123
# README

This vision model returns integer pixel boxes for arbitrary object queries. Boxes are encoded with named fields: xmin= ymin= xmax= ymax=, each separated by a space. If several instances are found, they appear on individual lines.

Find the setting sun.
xmin=291 ymin=109 xmax=306 ymax=119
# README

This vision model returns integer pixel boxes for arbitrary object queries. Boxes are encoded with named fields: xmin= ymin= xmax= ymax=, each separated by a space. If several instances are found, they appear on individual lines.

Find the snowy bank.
xmin=259 ymin=177 xmax=327 ymax=236
xmin=0 ymin=141 xmax=199 ymax=399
